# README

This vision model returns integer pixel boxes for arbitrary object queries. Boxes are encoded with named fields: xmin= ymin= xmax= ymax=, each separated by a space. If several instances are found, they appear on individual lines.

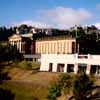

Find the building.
xmin=9 ymin=34 xmax=33 ymax=54
xmin=36 ymin=36 xmax=78 ymax=54
xmin=8 ymin=34 xmax=41 ymax=62
xmin=40 ymin=54 xmax=100 ymax=75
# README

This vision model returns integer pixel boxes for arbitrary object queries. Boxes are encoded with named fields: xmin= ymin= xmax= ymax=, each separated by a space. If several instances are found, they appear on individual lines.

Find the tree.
xmin=0 ymin=43 xmax=23 ymax=64
xmin=47 ymin=81 xmax=61 ymax=100
xmin=69 ymin=73 xmax=100 ymax=100
xmin=18 ymin=24 xmax=29 ymax=34
xmin=58 ymin=74 xmax=73 ymax=95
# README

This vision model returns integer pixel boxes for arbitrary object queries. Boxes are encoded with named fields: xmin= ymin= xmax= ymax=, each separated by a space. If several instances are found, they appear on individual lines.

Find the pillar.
xmin=52 ymin=63 xmax=57 ymax=72
xmin=19 ymin=41 xmax=21 ymax=53
xmin=64 ymin=64 xmax=67 ymax=73
xmin=74 ymin=63 xmax=78 ymax=74
xmin=86 ymin=64 xmax=91 ymax=74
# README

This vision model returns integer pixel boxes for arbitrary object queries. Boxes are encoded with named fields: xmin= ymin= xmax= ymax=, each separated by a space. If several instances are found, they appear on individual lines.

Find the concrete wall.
xmin=40 ymin=54 xmax=100 ymax=74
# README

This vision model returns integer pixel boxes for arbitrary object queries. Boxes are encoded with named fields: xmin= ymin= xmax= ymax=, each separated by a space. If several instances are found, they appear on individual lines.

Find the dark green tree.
xmin=69 ymin=73 xmax=100 ymax=100
xmin=0 ymin=43 xmax=23 ymax=64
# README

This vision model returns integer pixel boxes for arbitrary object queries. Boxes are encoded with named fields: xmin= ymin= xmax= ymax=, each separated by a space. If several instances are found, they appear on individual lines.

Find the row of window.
xmin=49 ymin=63 xmax=100 ymax=74
xmin=36 ymin=41 xmax=76 ymax=54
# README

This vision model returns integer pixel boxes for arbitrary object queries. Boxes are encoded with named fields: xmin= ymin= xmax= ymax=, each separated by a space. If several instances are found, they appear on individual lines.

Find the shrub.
xmin=69 ymin=73 xmax=100 ymax=100
xmin=47 ymin=81 xmax=61 ymax=100
xmin=18 ymin=61 xmax=33 ymax=70
xmin=58 ymin=74 xmax=73 ymax=95
xmin=31 ymin=62 xmax=40 ymax=70
xmin=47 ymin=74 xmax=73 ymax=100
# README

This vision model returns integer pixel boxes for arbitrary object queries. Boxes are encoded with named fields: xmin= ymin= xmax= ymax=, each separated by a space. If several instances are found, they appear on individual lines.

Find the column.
xmin=74 ymin=63 xmax=78 ymax=74
xmin=86 ymin=64 xmax=91 ymax=74
xmin=19 ymin=41 xmax=21 ymax=53
xmin=64 ymin=64 xmax=67 ymax=73
xmin=13 ymin=41 xmax=14 ymax=46
xmin=52 ymin=63 xmax=57 ymax=72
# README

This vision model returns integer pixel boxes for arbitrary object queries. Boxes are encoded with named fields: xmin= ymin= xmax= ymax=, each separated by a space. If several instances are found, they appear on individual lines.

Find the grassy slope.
xmin=0 ymin=65 xmax=59 ymax=100
xmin=0 ymin=82 xmax=48 ymax=100
xmin=1 ymin=64 xmax=100 ymax=100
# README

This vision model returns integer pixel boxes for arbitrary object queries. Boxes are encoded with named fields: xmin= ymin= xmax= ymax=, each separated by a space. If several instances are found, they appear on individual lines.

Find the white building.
xmin=40 ymin=54 xmax=100 ymax=75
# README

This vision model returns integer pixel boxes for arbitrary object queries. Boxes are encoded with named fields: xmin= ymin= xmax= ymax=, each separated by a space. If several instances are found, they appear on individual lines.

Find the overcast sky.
xmin=1 ymin=0 xmax=100 ymax=29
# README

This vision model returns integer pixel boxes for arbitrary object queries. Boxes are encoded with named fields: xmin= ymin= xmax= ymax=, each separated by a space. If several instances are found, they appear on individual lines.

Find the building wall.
xmin=40 ymin=54 xmax=100 ymax=74
xmin=36 ymin=38 xmax=76 ymax=54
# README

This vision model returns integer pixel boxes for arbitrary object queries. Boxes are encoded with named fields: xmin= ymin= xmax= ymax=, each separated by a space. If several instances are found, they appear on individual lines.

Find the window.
xmin=57 ymin=64 xmax=65 ymax=72
xmin=72 ymin=42 xmax=76 ymax=54
xmin=49 ymin=63 xmax=53 ymax=72
xmin=78 ymin=64 xmax=87 ymax=73
xmin=67 ymin=64 xmax=74 ymax=73
xmin=90 ymin=65 xmax=100 ymax=75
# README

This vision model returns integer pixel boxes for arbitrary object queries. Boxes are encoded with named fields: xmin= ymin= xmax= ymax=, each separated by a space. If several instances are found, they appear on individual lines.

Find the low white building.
xmin=40 ymin=54 xmax=100 ymax=75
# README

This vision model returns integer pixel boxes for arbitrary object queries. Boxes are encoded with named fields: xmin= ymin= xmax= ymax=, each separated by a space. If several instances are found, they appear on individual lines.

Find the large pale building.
xmin=36 ymin=36 xmax=78 ymax=54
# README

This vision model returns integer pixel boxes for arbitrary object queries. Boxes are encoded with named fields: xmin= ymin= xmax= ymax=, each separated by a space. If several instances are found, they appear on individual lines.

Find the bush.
xmin=31 ymin=62 xmax=40 ymax=70
xmin=69 ymin=73 xmax=99 ymax=100
xmin=58 ymin=74 xmax=73 ymax=95
xmin=47 ymin=81 xmax=61 ymax=100
xmin=18 ymin=61 xmax=33 ymax=70
xmin=47 ymin=74 xmax=73 ymax=100
xmin=16 ymin=61 xmax=40 ymax=71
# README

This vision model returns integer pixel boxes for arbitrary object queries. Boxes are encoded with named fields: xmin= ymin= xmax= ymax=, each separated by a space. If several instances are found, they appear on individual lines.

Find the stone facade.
xmin=9 ymin=34 xmax=33 ymax=54
xmin=36 ymin=37 xmax=77 ymax=54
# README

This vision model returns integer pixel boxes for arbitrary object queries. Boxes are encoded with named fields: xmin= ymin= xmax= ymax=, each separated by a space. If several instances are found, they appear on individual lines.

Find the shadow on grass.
xmin=0 ymin=66 xmax=11 ymax=84
xmin=0 ymin=88 xmax=15 ymax=100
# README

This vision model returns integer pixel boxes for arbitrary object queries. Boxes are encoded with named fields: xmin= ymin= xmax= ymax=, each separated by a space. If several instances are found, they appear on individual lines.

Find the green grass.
xmin=0 ymin=82 xmax=48 ymax=100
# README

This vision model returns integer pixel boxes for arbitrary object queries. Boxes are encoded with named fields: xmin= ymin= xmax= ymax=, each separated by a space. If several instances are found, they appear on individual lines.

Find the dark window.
xmin=78 ymin=64 xmax=87 ymax=73
xmin=78 ymin=55 xmax=88 ymax=59
xmin=72 ymin=42 xmax=76 ymax=54
xmin=67 ymin=64 xmax=74 ymax=73
xmin=90 ymin=65 xmax=100 ymax=75
xmin=57 ymin=64 xmax=65 ymax=72
xmin=49 ymin=63 xmax=53 ymax=72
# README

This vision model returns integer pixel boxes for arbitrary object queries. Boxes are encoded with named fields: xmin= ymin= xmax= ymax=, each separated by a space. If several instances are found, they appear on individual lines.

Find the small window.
xmin=49 ymin=63 xmax=53 ymax=72
xmin=57 ymin=64 xmax=65 ymax=72
xmin=78 ymin=64 xmax=87 ymax=73
xmin=72 ymin=42 xmax=76 ymax=54
xmin=67 ymin=64 xmax=74 ymax=73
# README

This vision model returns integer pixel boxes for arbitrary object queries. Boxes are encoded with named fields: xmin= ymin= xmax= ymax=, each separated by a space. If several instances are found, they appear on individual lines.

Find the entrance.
xmin=78 ymin=64 xmax=87 ymax=73
xmin=57 ymin=64 xmax=65 ymax=72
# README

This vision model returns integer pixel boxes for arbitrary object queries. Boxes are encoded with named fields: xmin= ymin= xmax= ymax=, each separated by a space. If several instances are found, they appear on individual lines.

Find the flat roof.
xmin=36 ymin=35 xmax=75 ymax=42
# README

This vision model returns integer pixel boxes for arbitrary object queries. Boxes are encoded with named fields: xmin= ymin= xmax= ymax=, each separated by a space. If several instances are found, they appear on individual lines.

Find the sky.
xmin=1 ymin=0 xmax=100 ymax=29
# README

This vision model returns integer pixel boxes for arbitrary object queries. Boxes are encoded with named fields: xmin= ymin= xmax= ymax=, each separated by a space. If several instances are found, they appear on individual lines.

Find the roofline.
xmin=36 ymin=35 xmax=76 ymax=41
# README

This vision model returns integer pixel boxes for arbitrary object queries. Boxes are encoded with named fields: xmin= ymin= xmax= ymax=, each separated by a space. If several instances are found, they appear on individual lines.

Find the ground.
xmin=0 ymin=63 xmax=59 ymax=100
xmin=0 ymin=62 xmax=100 ymax=100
